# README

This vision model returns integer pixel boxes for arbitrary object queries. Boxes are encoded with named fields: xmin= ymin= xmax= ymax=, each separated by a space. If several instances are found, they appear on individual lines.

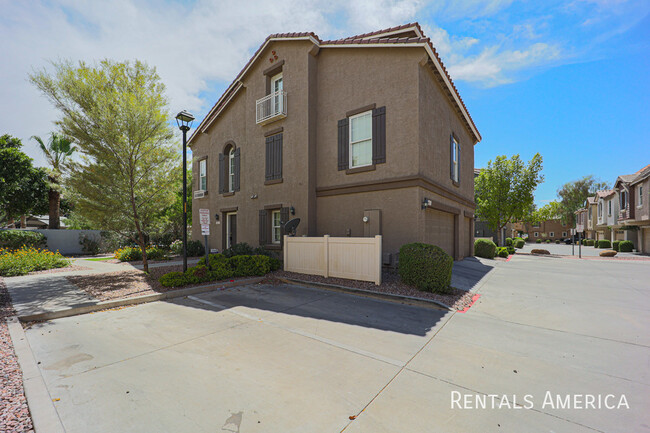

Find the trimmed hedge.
xmin=159 ymin=254 xmax=272 ymax=287
xmin=199 ymin=250 xmax=281 ymax=272
xmin=398 ymin=243 xmax=453 ymax=294
xmin=474 ymin=239 xmax=497 ymax=259
xmin=612 ymin=240 xmax=620 ymax=252
xmin=114 ymin=246 xmax=168 ymax=262
xmin=505 ymin=237 xmax=513 ymax=246
xmin=619 ymin=240 xmax=634 ymax=252
xmin=536 ymin=239 xmax=542 ymax=243
xmin=597 ymin=240 xmax=612 ymax=249
xmin=496 ymin=247 xmax=509 ymax=258
xmin=506 ymin=246 xmax=515 ymax=255
xmin=0 ymin=230 xmax=47 ymax=250
xmin=555 ymin=239 xmax=560 ymax=244
xmin=545 ymin=239 xmax=551 ymax=243
xmin=514 ymin=239 xmax=525 ymax=249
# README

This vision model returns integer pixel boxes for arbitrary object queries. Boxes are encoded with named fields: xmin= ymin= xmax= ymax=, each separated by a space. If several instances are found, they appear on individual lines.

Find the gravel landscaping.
xmin=0 ymin=278 xmax=34 ymax=433
xmin=270 ymin=270 xmax=476 ymax=311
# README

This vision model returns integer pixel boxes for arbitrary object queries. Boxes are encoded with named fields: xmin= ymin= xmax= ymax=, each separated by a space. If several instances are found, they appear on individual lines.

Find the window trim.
xmin=228 ymin=147 xmax=236 ymax=193
xmin=198 ymin=158 xmax=207 ymax=191
xmin=451 ymin=135 xmax=460 ymax=183
xmin=639 ymin=186 xmax=644 ymax=207
xmin=549 ymin=232 xmax=554 ymax=237
xmin=348 ymin=110 xmax=373 ymax=169
xmin=562 ymin=231 xmax=567 ymax=237
xmin=534 ymin=232 xmax=539 ymax=237
xmin=608 ymin=200 xmax=612 ymax=216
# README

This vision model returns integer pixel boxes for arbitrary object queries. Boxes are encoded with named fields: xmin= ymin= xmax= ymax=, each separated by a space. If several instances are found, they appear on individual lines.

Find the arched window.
xmin=219 ymin=142 xmax=239 ymax=194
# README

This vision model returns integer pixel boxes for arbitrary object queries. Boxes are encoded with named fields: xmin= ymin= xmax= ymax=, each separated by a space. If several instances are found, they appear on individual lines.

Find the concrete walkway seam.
xmin=277 ymin=277 xmax=453 ymax=311
xmin=18 ymin=277 xmax=264 ymax=322
xmin=6 ymin=316 xmax=66 ymax=433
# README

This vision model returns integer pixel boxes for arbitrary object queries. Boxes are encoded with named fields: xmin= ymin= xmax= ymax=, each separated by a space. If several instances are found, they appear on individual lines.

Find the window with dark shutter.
xmin=233 ymin=148 xmax=241 ymax=191
xmin=218 ymin=153 xmax=225 ymax=193
xmin=259 ymin=209 xmax=268 ymax=246
xmin=338 ymin=118 xmax=349 ymax=171
xmin=280 ymin=207 xmax=290 ymax=244
xmin=372 ymin=106 xmax=386 ymax=164
xmin=265 ymin=134 xmax=283 ymax=181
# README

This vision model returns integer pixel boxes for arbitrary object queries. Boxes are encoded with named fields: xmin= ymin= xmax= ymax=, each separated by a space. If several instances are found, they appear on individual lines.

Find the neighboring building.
xmin=613 ymin=164 xmax=650 ymax=253
xmin=512 ymin=219 xmax=570 ymax=242
xmin=595 ymin=189 xmax=619 ymax=241
xmin=584 ymin=196 xmax=597 ymax=240
xmin=188 ymin=23 xmax=481 ymax=261
xmin=473 ymin=167 xmax=499 ymax=243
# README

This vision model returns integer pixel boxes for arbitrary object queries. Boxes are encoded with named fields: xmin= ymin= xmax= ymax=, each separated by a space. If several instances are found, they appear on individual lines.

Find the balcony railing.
xmin=619 ymin=208 xmax=634 ymax=221
xmin=256 ymin=90 xmax=287 ymax=125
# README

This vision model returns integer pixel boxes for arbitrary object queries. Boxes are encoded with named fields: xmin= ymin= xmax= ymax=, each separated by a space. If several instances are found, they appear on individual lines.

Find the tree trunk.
xmin=20 ymin=215 xmax=27 ymax=228
xmin=496 ymin=224 xmax=503 ymax=247
xmin=48 ymin=188 xmax=60 ymax=229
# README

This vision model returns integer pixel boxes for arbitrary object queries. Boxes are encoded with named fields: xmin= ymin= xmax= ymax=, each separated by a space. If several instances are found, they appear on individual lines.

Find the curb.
xmin=277 ymin=277 xmax=453 ymax=311
xmin=6 ymin=316 xmax=65 ymax=433
xmin=18 ymin=277 xmax=264 ymax=322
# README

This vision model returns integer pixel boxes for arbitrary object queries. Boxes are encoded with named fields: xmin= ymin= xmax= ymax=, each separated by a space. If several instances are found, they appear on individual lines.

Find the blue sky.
xmin=1 ymin=0 xmax=648 ymax=205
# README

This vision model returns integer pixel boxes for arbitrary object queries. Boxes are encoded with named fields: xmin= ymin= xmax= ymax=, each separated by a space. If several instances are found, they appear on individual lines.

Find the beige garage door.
xmin=643 ymin=228 xmax=650 ymax=254
xmin=425 ymin=209 xmax=455 ymax=257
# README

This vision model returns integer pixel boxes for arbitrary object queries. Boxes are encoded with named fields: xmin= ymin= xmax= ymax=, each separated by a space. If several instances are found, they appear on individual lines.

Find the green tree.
xmin=30 ymin=60 xmax=179 ymax=271
xmin=31 ymin=133 xmax=76 ymax=229
xmin=475 ymin=153 xmax=544 ymax=246
xmin=0 ymin=134 xmax=49 ymax=227
xmin=556 ymin=175 xmax=609 ymax=226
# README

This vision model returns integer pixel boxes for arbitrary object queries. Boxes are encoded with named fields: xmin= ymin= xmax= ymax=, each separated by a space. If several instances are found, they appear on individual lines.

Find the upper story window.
xmin=588 ymin=207 xmax=592 ymax=218
xmin=199 ymin=159 xmax=207 ymax=191
xmin=451 ymin=135 xmax=460 ymax=183
xmin=349 ymin=111 xmax=372 ymax=168
xmin=620 ymin=191 xmax=627 ymax=209
xmin=639 ymin=186 xmax=644 ymax=206
xmin=219 ymin=142 xmax=240 ymax=194
xmin=598 ymin=202 xmax=602 ymax=217
xmin=271 ymin=72 xmax=283 ymax=113
xmin=608 ymin=200 xmax=612 ymax=215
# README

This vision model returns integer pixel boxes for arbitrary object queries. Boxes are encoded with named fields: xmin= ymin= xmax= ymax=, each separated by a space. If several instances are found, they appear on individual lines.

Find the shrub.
xmin=505 ymin=237 xmax=513 ymax=246
xmin=545 ymin=239 xmax=551 ymax=243
xmin=0 ymin=247 xmax=70 ymax=277
xmin=223 ymin=242 xmax=255 ymax=258
xmin=506 ymin=246 xmax=515 ymax=255
xmin=198 ymin=253 xmax=231 ymax=268
xmin=474 ymin=239 xmax=497 ymax=259
xmin=398 ymin=243 xmax=453 ymax=293
xmin=514 ymin=239 xmax=525 ymax=249
xmin=170 ymin=239 xmax=183 ymax=254
xmin=536 ymin=239 xmax=542 ymax=243
xmin=230 ymin=255 xmax=271 ymax=277
xmin=497 ymin=247 xmax=509 ymax=258
xmin=531 ymin=249 xmax=550 ymax=255
xmin=145 ymin=247 xmax=168 ymax=260
xmin=0 ymin=230 xmax=47 ymax=250
xmin=186 ymin=240 xmax=205 ymax=257
xmin=619 ymin=240 xmax=634 ymax=252
xmin=597 ymin=240 xmax=611 ymax=249
xmin=149 ymin=232 xmax=175 ymax=249
xmin=599 ymin=250 xmax=617 ymax=257
xmin=158 ymin=271 xmax=186 ymax=287
xmin=79 ymin=233 xmax=101 ymax=255
xmin=114 ymin=246 xmax=142 ymax=261
xmin=612 ymin=240 xmax=620 ymax=252
xmin=555 ymin=239 xmax=560 ymax=244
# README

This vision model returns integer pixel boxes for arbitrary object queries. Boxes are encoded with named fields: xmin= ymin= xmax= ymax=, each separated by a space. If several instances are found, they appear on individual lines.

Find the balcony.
xmin=619 ymin=208 xmax=635 ymax=222
xmin=256 ymin=90 xmax=287 ymax=125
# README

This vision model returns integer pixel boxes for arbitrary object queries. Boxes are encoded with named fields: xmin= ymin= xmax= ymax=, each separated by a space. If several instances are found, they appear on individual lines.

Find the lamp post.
xmin=176 ymin=110 xmax=195 ymax=272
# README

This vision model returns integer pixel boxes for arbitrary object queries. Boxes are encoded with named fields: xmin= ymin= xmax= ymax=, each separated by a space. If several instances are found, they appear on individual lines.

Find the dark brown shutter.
xmin=233 ymin=147 xmax=241 ymax=191
xmin=265 ymin=136 xmax=273 ymax=181
xmin=372 ymin=106 xmax=386 ymax=164
xmin=259 ymin=209 xmax=268 ymax=246
xmin=338 ymin=118 xmax=349 ymax=171
xmin=218 ymin=153 xmax=225 ymax=193
xmin=457 ymin=140 xmax=461 ymax=184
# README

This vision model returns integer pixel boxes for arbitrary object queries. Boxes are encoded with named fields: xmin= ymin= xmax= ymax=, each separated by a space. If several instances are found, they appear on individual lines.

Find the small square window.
xmin=549 ymin=232 xmax=554 ymax=237
xmin=349 ymin=111 xmax=372 ymax=168
xmin=562 ymin=232 xmax=567 ymax=237
xmin=199 ymin=159 xmax=207 ymax=191
xmin=534 ymin=232 xmax=539 ymax=237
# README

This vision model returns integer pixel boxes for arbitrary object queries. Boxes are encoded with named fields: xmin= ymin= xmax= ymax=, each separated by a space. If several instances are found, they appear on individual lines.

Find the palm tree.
xmin=31 ymin=133 xmax=76 ymax=229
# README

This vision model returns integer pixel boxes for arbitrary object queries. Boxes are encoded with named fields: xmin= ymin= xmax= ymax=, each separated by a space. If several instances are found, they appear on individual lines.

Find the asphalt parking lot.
xmin=22 ymin=255 xmax=650 ymax=432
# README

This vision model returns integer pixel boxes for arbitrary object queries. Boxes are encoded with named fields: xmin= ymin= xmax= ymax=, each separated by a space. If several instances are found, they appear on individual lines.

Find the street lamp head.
xmin=175 ymin=110 xmax=195 ymax=131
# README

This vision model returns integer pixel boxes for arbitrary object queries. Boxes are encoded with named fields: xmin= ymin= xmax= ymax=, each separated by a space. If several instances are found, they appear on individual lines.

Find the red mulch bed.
xmin=0 ymin=278 xmax=34 ymax=432
xmin=270 ymin=270 xmax=476 ymax=311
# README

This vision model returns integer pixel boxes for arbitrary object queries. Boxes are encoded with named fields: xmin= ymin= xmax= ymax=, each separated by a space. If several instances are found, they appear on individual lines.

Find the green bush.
xmin=145 ymin=247 xmax=168 ymax=260
xmin=223 ymin=242 xmax=255 ymax=258
xmin=612 ymin=240 xmax=620 ymax=252
xmin=158 ymin=271 xmax=186 ymax=287
xmin=506 ymin=246 xmax=515 ymax=255
xmin=619 ymin=240 xmax=634 ymax=252
xmin=597 ymin=240 xmax=611 ymax=249
xmin=555 ymin=239 xmax=560 ymax=244
xmin=545 ymin=239 xmax=551 ymax=243
xmin=198 ymin=253 xmax=231 ymax=268
xmin=230 ymin=255 xmax=271 ymax=277
xmin=186 ymin=240 xmax=205 ymax=257
xmin=0 ymin=230 xmax=47 ymax=250
xmin=0 ymin=247 xmax=70 ymax=277
xmin=398 ymin=243 xmax=453 ymax=293
xmin=114 ymin=246 xmax=142 ymax=261
xmin=159 ymin=254 xmax=273 ymax=288
xmin=536 ymin=239 xmax=542 ymax=243
xmin=474 ymin=239 xmax=497 ymax=259
xmin=505 ymin=237 xmax=513 ymax=246
xmin=170 ymin=239 xmax=183 ymax=255
xmin=497 ymin=247 xmax=509 ymax=258
xmin=514 ymin=239 xmax=525 ymax=249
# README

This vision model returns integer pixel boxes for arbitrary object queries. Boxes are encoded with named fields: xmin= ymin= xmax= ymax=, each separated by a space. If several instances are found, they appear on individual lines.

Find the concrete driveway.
xmin=21 ymin=255 xmax=650 ymax=432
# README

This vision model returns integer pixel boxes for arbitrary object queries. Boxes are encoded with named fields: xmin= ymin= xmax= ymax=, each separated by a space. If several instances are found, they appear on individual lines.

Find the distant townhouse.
xmin=512 ymin=219 xmax=570 ymax=242
xmin=613 ymin=164 xmax=650 ymax=253
xmin=595 ymin=189 xmax=619 ymax=242
xmin=584 ymin=196 xmax=598 ymax=240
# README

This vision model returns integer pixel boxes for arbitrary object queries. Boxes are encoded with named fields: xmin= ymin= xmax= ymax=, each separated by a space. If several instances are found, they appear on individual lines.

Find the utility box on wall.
xmin=363 ymin=209 xmax=382 ymax=238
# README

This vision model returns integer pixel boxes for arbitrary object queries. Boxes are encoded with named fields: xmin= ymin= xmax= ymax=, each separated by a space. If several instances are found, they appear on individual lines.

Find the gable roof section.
xmin=596 ymin=189 xmax=616 ymax=199
xmin=189 ymin=23 xmax=481 ymax=145
xmin=614 ymin=164 xmax=650 ymax=188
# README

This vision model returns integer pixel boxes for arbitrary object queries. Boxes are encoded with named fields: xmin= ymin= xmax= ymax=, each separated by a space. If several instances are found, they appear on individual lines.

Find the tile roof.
xmin=586 ymin=196 xmax=597 ymax=204
xmin=596 ymin=189 xmax=615 ymax=198
xmin=190 ymin=23 xmax=480 ymax=143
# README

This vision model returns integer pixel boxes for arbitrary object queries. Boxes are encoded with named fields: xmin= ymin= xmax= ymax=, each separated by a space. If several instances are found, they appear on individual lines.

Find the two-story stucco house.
xmin=188 ymin=23 xmax=481 ymax=262
xmin=613 ymin=164 xmax=650 ymax=253
xmin=595 ymin=189 xmax=619 ymax=241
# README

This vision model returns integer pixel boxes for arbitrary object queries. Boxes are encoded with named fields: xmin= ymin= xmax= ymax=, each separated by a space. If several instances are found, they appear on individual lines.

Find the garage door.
xmin=425 ymin=209 xmax=455 ymax=258
xmin=643 ymin=228 xmax=650 ymax=254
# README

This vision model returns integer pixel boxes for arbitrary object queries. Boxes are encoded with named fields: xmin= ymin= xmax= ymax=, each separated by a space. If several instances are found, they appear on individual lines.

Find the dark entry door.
xmin=227 ymin=213 xmax=237 ymax=248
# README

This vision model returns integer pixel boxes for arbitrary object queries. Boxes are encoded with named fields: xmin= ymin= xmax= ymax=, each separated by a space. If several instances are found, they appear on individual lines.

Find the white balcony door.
xmin=271 ymin=73 xmax=283 ymax=114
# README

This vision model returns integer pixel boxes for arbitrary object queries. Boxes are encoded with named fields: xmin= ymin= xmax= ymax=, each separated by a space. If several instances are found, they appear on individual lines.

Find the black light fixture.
xmin=175 ymin=110 xmax=195 ymax=272
xmin=215 ymin=213 xmax=220 ymax=222
xmin=290 ymin=206 xmax=295 ymax=215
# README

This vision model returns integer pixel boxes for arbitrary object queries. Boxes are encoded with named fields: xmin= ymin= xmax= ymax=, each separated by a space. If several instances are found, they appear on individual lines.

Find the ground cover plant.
xmin=0 ymin=247 xmax=70 ymax=276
